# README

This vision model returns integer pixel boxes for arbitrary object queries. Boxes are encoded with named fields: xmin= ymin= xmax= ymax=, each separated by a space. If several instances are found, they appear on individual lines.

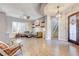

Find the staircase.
xmin=52 ymin=18 xmax=58 ymax=38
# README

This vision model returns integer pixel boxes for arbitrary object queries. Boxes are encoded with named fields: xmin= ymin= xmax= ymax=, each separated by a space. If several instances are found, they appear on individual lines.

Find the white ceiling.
xmin=0 ymin=3 xmax=77 ymax=20
xmin=44 ymin=3 xmax=76 ymax=16
xmin=0 ymin=3 xmax=42 ymax=20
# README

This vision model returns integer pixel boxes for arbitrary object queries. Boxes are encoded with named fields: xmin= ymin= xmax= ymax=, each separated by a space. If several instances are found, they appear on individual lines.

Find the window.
xmin=12 ymin=22 xmax=27 ymax=33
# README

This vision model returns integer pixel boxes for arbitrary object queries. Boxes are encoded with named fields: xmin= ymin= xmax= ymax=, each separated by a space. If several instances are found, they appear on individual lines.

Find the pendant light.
xmin=56 ymin=6 xmax=61 ymax=17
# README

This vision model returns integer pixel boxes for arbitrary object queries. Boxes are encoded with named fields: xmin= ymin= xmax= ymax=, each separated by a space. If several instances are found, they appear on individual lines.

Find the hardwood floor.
xmin=12 ymin=38 xmax=79 ymax=56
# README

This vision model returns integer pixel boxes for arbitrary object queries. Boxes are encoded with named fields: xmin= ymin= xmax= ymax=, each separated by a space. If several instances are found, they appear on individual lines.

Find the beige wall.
xmin=59 ymin=4 xmax=79 ymax=41
xmin=25 ymin=21 xmax=32 ymax=32
xmin=58 ymin=14 xmax=68 ymax=41
xmin=0 ymin=12 xmax=10 ymax=43
xmin=0 ymin=11 xmax=33 ymax=44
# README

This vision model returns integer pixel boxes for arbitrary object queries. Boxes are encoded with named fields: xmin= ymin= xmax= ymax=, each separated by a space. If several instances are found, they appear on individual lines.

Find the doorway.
xmin=51 ymin=17 xmax=58 ymax=40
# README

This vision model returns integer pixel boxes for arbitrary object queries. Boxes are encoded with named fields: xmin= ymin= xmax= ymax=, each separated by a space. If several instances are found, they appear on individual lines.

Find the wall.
xmin=59 ymin=4 xmax=79 ymax=41
xmin=0 ymin=12 xmax=32 ymax=44
xmin=26 ymin=21 xmax=32 ymax=32
xmin=6 ymin=16 xmax=32 ymax=43
xmin=6 ymin=16 xmax=27 ymax=34
xmin=0 ymin=12 xmax=9 ymax=44
xmin=58 ymin=14 xmax=67 ymax=41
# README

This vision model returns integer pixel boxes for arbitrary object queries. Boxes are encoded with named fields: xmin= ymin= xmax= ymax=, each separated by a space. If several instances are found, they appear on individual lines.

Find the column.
xmin=58 ymin=15 xmax=61 ymax=40
xmin=45 ymin=15 xmax=52 ymax=40
xmin=58 ymin=14 xmax=66 ymax=41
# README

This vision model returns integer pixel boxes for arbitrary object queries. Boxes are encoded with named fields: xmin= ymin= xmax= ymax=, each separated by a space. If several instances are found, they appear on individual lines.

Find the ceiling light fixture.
xmin=23 ymin=16 xmax=27 ymax=19
xmin=21 ymin=15 xmax=30 ymax=20
xmin=56 ymin=6 xmax=61 ymax=17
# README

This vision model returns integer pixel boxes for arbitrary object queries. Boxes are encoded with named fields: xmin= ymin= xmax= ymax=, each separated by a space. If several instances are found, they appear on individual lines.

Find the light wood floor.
xmin=13 ymin=38 xmax=79 ymax=56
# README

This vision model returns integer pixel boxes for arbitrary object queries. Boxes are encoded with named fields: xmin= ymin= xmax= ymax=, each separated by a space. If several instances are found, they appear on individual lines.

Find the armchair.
xmin=0 ymin=41 xmax=21 ymax=56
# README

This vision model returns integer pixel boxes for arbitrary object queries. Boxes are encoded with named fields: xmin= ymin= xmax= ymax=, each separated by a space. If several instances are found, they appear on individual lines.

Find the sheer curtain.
xmin=12 ymin=22 xmax=26 ymax=33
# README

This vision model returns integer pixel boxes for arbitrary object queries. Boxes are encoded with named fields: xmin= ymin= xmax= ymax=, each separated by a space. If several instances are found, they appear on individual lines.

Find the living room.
xmin=0 ymin=3 xmax=79 ymax=56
